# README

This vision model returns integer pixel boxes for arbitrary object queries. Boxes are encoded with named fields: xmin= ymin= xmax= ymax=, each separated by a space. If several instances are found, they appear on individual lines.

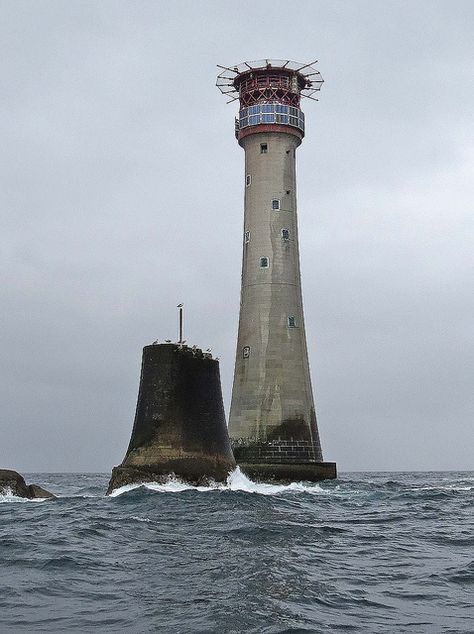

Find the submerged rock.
xmin=0 ymin=469 xmax=55 ymax=499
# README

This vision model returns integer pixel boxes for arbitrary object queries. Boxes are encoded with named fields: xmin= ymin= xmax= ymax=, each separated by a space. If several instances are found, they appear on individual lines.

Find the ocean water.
xmin=0 ymin=470 xmax=473 ymax=633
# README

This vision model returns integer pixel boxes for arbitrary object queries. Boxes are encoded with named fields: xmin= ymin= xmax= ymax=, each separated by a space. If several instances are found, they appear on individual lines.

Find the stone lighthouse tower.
xmin=217 ymin=59 xmax=336 ymax=481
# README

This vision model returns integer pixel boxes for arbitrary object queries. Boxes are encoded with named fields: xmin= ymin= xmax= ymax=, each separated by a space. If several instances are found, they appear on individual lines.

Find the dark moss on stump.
xmin=107 ymin=344 xmax=235 ymax=494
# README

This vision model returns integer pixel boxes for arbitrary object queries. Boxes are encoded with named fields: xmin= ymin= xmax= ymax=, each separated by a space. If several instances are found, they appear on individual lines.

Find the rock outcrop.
xmin=0 ymin=469 xmax=56 ymax=499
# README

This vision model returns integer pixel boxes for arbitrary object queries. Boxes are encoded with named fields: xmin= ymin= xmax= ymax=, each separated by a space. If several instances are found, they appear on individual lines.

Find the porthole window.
xmin=246 ymin=174 xmax=251 ymax=186
xmin=281 ymin=229 xmax=289 ymax=241
xmin=260 ymin=143 xmax=268 ymax=154
xmin=288 ymin=316 xmax=296 ymax=328
xmin=243 ymin=346 xmax=250 ymax=359
xmin=244 ymin=230 xmax=250 ymax=243
xmin=260 ymin=257 xmax=269 ymax=269
xmin=272 ymin=199 xmax=281 ymax=210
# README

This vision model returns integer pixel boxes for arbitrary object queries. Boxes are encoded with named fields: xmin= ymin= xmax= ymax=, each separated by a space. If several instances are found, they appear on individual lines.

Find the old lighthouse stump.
xmin=107 ymin=343 xmax=235 ymax=494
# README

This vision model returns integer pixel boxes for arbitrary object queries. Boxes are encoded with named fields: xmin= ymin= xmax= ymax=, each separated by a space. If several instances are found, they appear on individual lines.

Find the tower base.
xmin=108 ymin=459 xmax=233 ymax=493
xmin=238 ymin=461 xmax=337 ymax=483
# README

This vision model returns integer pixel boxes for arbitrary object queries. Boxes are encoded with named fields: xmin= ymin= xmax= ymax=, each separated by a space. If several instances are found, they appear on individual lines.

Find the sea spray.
xmin=108 ymin=466 xmax=329 ymax=497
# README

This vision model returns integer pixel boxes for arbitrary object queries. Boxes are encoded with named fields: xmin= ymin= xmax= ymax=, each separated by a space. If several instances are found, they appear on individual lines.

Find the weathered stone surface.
xmin=229 ymin=133 xmax=323 ymax=458
xmin=109 ymin=461 xmax=229 ymax=491
xmin=107 ymin=343 xmax=236 ymax=494
xmin=0 ymin=469 xmax=55 ymax=499
xmin=239 ymin=461 xmax=337 ymax=484
xmin=27 ymin=484 xmax=56 ymax=499
xmin=226 ymin=131 xmax=338 ymax=482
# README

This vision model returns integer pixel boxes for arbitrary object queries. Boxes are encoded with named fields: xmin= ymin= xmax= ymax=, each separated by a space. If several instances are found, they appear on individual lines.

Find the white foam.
xmin=0 ymin=488 xmax=47 ymax=503
xmin=108 ymin=482 xmax=145 ymax=497
xmin=225 ymin=467 xmax=328 ymax=495
xmin=109 ymin=467 xmax=329 ymax=497
xmin=130 ymin=515 xmax=153 ymax=523
xmin=410 ymin=485 xmax=474 ymax=492
xmin=0 ymin=487 xmax=18 ymax=503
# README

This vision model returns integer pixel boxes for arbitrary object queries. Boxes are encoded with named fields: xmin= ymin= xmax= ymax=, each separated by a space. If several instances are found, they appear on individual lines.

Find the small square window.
xmin=281 ymin=229 xmax=289 ymax=241
xmin=243 ymin=346 xmax=251 ymax=359
xmin=260 ymin=143 xmax=268 ymax=154
xmin=272 ymin=199 xmax=281 ymax=210
xmin=288 ymin=316 xmax=296 ymax=328
xmin=244 ymin=230 xmax=250 ymax=243
xmin=246 ymin=174 xmax=251 ymax=186
xmin=260 ymin=257 xmax=269 ymax=268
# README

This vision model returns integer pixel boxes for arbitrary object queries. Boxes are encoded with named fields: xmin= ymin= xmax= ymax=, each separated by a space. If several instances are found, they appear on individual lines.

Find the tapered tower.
xmin=217 ymin=59 xmax=336 ymax=481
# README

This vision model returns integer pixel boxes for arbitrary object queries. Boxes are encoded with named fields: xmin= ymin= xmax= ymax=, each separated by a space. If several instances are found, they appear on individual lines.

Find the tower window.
xmin=260 ymin=257 xmax=269 ymax=269
xmin=281 ymin=229 xmax=289 ymax=241
xmin=260 ymin=143 xmax=268 ymax=154
xmin=244 ymin=230 xmax=250 ymax=243
xmin=243 ymin=346 xmax=251 ymax=359
xmin=272 ymin=199 xmax=281 ymax=210
xmin=246 ymin=174 xmax=251 ymax=186
xmin=288 ymin=316 xmax=297 ymax=328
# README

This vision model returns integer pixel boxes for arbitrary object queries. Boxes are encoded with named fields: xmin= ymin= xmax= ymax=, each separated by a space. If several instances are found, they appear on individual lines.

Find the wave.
xmin=0 ymin=488 xmax=48 ymax=503
xmin=409 ymin=485 xmax=474 ymax=492
xmin=108 ymin=466 xmax=329 ymax=497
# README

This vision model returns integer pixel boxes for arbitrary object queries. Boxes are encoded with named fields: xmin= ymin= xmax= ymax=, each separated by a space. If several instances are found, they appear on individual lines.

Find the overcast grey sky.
xmin=1 ymin=0 xmax=473 ymax=473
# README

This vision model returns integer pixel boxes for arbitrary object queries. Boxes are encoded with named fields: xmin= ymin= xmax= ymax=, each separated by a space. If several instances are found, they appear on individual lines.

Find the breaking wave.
xmin=0 ymin=488 xmax=48 ymax=503
xmin=108 ymin=466 xmax=328 ymax=497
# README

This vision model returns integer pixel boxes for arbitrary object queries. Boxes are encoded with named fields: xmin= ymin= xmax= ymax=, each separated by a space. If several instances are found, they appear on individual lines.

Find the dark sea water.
xmin=1 ymin=470 xmax=473 ymax=633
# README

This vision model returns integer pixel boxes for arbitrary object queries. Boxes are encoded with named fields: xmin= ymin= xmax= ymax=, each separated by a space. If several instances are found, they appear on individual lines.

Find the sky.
xmin=1 ymin=0 xmax=473 ymax=473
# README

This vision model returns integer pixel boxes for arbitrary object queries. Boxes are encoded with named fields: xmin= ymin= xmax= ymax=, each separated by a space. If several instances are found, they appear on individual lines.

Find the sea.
xmin=0 ymin=470 xmax=473 ymax=633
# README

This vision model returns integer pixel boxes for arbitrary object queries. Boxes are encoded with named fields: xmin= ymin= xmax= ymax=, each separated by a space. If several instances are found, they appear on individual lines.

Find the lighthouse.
xmin=217 ymin=59 xmax=336 ymax=481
